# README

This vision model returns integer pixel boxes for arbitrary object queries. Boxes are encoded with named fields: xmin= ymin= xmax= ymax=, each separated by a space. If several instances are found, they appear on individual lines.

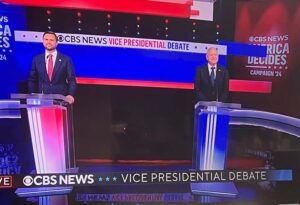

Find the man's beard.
xmin=46 ymin=47 xmax=56 ymax=51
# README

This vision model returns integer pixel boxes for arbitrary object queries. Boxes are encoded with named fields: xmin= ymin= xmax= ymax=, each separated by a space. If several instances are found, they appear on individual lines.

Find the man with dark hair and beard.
xmin=28 ymin=31 xmax=77 ymax=104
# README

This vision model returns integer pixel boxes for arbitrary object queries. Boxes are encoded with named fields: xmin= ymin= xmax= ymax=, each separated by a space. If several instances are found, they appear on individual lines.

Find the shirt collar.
xmin=208 ymin=63 xmax=217 ymax=69
xmin=45 ymin=50 xmax=57 ymax=58
xmin=207 ymin=63 xmax=217 ymax=73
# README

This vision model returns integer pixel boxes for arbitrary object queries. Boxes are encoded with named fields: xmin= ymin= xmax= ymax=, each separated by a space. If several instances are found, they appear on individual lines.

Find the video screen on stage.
xmin=1 ymin=0 xmax=300 ymax=204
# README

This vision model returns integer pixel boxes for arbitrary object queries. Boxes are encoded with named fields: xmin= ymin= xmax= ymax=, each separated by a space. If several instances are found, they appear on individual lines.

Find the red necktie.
xmin=48 ymin=54 xmax=53 ymax=81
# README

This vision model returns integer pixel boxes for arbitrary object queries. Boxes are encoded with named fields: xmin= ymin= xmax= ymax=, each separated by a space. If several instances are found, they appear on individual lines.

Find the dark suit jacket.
xmin=28 ymin=52 xmax=76 ymax=96
xmin=194 ymin=64 xmax=229 ymax=102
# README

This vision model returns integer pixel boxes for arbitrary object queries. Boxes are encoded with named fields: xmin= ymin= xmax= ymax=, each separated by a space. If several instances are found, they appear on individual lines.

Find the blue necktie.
xmin=210 ymin=67 xmax=215 ymax=86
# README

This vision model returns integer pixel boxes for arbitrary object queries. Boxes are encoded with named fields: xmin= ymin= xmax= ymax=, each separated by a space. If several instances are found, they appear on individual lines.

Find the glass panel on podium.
xmin=191 ymin=101 xmax=300 ymax=203
xmin=191 ymin=101 xmax=241 ymax=202
xmin=1 ymin=93 xmax=77 ymax=197
xmin=0 ymin=100 xmax=23 ymax=177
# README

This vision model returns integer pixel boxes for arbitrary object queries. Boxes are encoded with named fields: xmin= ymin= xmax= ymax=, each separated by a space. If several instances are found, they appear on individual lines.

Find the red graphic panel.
xmin=234 ymin=0 xmax=300 ymax=82
xmin=234 ymin=0 xmax=300 ymax=117
xmin=76 ymin=77 xmax=272 ymax=93
xmin=2 ymin=0 xmax=200 ymax=18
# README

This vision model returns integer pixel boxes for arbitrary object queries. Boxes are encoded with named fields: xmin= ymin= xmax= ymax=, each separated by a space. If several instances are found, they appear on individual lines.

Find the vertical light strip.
xmin=203 ymin=106 xmax=211 ymax=170
xmin=47 ymin=196 xmax=50 ymax=205
xmin=32 ymin=108 xmax=46 ymax=173
xmin=56 ymin=109 xmax=66 ymax=172
xmin=209 ymin=106 xmax=218 ymax=170
xmin=27 ymin=109 xmax=42 ymax=173
xmin=36 ymin=108 xmax=48 ymax=173
xmin=39 ymin=196 xmax=50 ymax=205
xmin=64 ymin=110 xmax=71 ymax=169
xmin=207 ymin=106 xmax=214 ymax=170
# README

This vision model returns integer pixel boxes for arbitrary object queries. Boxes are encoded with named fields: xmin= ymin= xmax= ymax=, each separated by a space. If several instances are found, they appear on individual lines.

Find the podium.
xmin=191 ymin=101 xmax=300 ymax=203
xmin=191 ymin=101 xmax=241 ymax=201
xmin=7 ymin=93 xmax=76 ymax=197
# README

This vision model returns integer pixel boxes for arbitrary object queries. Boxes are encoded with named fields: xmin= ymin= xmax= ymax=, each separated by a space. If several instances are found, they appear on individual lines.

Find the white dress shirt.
xmin=207 ymin=63 xmax=217 ymax=79
xmin=45 ymin=50 xmax=57 ymax=73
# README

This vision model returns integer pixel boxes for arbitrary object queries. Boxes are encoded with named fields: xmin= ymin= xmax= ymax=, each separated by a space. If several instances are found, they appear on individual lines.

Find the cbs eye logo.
xmin=57 ymin=35 xmax=64 ymax=42
xmin=23 ymin=176 xmax=33 ymax=186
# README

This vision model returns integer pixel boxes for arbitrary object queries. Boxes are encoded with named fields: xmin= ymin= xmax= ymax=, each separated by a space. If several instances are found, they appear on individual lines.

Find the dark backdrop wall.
xmin=70 ymin=0 xmax=236 ymax=160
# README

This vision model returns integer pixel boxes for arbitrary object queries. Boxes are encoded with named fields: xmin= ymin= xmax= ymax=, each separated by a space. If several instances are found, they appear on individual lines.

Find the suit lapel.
xmin=204 ymin=65 xmax=211 ymax=85
xmin=39 ymin=54 xmax=49 ymax=82
xmin=216 ymin=65 xmax=224 ymax=86
xmin=52 ymin=52 xmax=62 ymax=81
xmin=216 ymin=67 xmax=221 ymax=84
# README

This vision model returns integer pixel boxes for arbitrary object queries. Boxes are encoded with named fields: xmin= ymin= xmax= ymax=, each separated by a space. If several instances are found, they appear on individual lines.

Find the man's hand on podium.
xmin=66 ymin=95 xmax=75 ymax=104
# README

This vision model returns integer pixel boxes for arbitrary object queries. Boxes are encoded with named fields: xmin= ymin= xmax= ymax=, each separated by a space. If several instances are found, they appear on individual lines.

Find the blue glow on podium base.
xmin=191 ymin=182 xmax=238 ymax=198
xmin=15 ymin=187 xmax=72 ymax=197
xmin=191 ymin=102 xmax=239 ymax=201
xmin=15 ymin=167 xmax=78 ymax=197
